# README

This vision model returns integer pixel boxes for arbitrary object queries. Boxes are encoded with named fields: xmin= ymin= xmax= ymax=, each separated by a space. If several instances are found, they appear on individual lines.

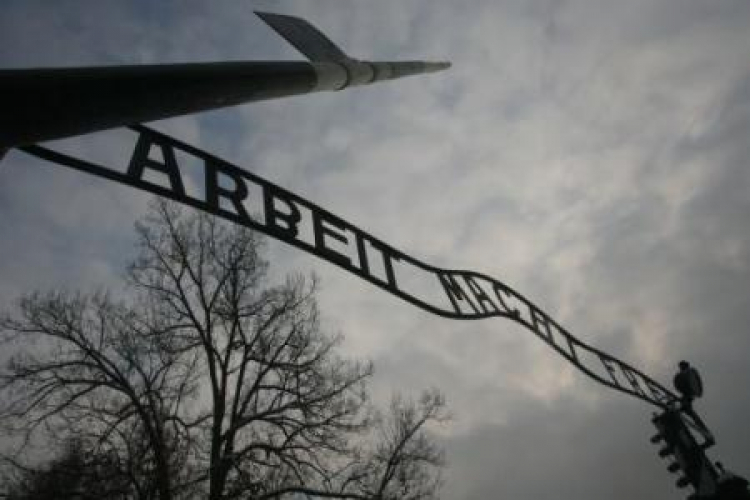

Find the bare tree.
xmin=339 ymin=390 xmax=447 ymax=500
xmin=1 ymin=438 xmax=131 ymax=500
xmin=368 ymin=391 xmax=447 ymax=500
xmin=0 ymin=288 xmax=190 ymax=499
xmin=0 ymin=199 xmax=446 ymax=500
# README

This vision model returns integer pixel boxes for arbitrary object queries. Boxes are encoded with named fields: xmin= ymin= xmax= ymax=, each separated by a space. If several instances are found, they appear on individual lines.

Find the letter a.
xmin=127 ymin=134 xmax=186 ymax=197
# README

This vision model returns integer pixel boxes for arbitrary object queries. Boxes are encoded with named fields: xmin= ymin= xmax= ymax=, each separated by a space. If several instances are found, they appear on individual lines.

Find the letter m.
xmin=438 ymin=272 xmax=479 ymax=315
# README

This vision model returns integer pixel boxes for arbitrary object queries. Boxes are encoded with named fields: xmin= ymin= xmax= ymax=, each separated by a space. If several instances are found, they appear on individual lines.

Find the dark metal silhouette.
xmin=0 ymin=11 xmax=449 ymax=149
xmin=716 ymin=462 xmax=750 ymax=500
xmin=651 ymin=409 xmax=719 ymax=497
xmin=20 ymin=125 xmax=683 ymax=413
xmin=673 ymin=360 xmax=713 ymax=446
xmin=675 ymin=360 xmax=704 ymax=402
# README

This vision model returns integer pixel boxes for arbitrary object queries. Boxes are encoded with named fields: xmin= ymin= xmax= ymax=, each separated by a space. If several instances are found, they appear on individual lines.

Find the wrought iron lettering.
xmin=19 ymin=125 xmax=679 ymax=409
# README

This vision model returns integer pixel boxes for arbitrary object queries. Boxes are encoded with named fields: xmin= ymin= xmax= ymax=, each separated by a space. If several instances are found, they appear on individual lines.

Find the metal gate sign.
xmin=20 ymin=125 xmax=679 ymax=408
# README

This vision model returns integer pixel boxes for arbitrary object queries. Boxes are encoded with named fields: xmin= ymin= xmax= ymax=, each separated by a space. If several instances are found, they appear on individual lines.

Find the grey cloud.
xmin=2 ymin=1 xmax=750 ymax=499
xmin=444 ymin=397 xmax=676 ymax=500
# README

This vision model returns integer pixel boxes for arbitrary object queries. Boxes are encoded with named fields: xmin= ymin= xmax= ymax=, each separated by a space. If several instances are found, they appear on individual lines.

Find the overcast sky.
xmin=2 ymin=1 xmax=750 ymax=499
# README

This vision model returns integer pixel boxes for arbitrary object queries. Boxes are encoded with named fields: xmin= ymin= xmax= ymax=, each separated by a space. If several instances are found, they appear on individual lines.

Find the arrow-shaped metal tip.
xmin=255 ymin=10 xmax=451 ymax=76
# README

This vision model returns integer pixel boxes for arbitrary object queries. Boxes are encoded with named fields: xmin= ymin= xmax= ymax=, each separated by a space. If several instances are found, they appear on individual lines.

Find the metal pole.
xmin=0 ymin=59 xmax=448 ymax=149
xmin=0 ymin=11 xmax=449 ymax=149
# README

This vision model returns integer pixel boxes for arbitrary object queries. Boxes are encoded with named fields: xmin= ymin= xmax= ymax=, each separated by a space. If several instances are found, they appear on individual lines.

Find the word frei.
xmin=22 ymin=125 xmax=678 ymax=408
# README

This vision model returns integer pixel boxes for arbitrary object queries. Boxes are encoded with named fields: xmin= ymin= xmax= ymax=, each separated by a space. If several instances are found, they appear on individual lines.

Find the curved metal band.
xmin=18 ymin=125 xmax=679 ymax=410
